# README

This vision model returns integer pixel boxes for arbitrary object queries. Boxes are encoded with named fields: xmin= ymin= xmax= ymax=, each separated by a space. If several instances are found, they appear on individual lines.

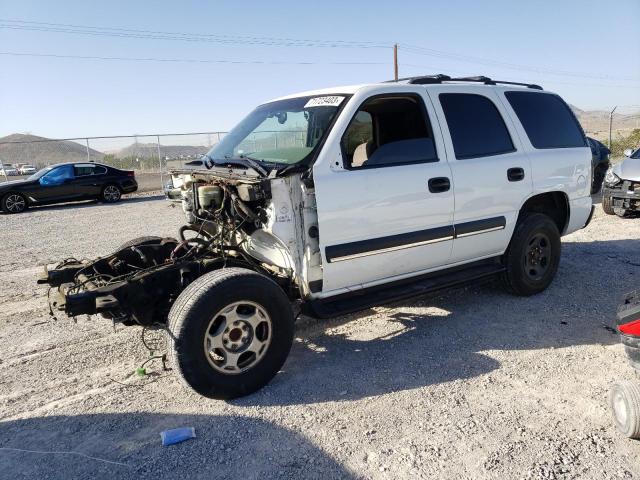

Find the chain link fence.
xmin=0 ymin=132 xmax=228 ymax=191
xmin=4 ymin=115 xmax=637 ymax=189
xmin=581 ymin=108 xmax=640 ymax=163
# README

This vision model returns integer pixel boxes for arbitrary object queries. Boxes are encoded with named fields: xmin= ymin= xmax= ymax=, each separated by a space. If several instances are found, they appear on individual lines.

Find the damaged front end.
xmin=39 ymin=237 xmax=209 ymax=325
xmin=38 ymin=165 xmax=315 ymax=326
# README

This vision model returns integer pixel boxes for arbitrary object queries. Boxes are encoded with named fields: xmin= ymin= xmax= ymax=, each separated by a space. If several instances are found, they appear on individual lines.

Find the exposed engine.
xmin=39 ymin=167 xmax=321 ymax=326
xmin=179 ymin=175 xmax=272 ymax=248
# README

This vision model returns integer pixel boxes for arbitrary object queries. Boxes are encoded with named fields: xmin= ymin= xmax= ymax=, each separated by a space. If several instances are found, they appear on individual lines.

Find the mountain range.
xmin=1 ymin=106 xmax=638 ymax=167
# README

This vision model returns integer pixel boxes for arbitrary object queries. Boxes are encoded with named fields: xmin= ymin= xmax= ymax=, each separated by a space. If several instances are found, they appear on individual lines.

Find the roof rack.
xmin=389 ymin=74 xmax=542 ymax=90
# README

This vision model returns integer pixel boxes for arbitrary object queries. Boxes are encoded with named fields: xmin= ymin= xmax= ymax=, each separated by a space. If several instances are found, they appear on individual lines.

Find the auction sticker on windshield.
xmin=304 ymin=96 xmax=345 ymax=108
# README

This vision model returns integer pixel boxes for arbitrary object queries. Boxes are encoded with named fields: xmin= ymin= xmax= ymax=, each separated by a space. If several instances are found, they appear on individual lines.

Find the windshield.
xmin=28 ymin=166 xmax=54 ymax=181
xmin=205 ymin=95 xmax=346 ymax=168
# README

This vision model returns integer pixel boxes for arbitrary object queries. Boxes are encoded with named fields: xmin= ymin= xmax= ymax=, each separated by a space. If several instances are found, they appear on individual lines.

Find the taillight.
xmin=127 ymin=171 xmax=135 ymax=177
xmin=619 ymin=319 xmax=640 ymax=336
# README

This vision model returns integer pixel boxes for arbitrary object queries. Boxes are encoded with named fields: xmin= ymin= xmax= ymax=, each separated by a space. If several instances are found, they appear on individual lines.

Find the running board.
xmin=304 ymin=258 xmax=505 ymax=319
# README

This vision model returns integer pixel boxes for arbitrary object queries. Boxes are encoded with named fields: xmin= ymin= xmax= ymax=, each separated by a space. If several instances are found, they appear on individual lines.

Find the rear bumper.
xmin=583 ymin=204 xmax=595 ymax=228
xmin=121 ymin=180 xmax=138 ymax=193
xmin=565 ymin=196 xmax=593 ymax=234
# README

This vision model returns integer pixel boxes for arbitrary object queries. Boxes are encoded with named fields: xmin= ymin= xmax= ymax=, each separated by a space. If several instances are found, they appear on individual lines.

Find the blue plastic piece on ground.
xmin=161 ymin=427 xmax=196 ymax=446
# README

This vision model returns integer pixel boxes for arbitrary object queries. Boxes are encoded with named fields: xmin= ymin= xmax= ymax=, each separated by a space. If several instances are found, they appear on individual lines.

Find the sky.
xmin=1 ymin=0 xmax=639 ymax=139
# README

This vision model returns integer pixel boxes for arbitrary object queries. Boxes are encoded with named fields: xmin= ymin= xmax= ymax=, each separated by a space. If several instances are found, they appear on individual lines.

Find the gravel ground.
xmin=1 ymin=196 xmax=639 ymax=479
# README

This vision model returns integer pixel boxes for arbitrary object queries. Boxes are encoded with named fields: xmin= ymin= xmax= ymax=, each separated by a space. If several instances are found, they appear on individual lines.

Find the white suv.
xmin=42 ymin=75 xmax=594 ymax=399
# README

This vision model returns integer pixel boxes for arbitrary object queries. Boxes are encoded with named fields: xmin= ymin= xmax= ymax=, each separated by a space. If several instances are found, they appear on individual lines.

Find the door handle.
xmin=507 ymin=167 xmax=525 ymax=182
xmin=428 ymin=177 xmax=450 ymax=193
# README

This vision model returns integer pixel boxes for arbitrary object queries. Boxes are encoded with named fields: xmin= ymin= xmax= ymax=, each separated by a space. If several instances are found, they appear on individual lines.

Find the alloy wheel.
xmin=204 ymin=301 xmax=272 ymax=375
xmin=5 ymin=194 xmax=26 ymax=213
xmin=103 ymin=185 xmax=121 ymax=202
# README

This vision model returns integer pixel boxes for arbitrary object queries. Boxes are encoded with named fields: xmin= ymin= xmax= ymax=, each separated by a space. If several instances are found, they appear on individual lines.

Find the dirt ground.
xmin=0 ymin=196 xmax=639 ymax=479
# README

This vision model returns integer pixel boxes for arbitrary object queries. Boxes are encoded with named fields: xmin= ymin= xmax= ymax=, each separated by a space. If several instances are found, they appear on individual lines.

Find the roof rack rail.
xmin=390 ymin=74 xmax=543 ymax=90
xmin=392 ymin=74 xmax=452 ymax=84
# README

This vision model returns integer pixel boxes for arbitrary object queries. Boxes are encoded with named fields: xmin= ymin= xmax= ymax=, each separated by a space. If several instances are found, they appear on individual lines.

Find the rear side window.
xmin=505 ymin=91 xmax=586 ymax=149
xmin=74 ymin=165 xmax=95 ymax=176
xmin=439 ymin=93 xmax=515 ymax=160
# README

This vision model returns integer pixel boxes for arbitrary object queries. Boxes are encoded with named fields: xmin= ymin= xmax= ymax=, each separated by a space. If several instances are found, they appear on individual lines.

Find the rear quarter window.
xmin=505 ymin=91 xmax=586 ymax=149
xmin=439 ymin=93 xmax=515 ymax=160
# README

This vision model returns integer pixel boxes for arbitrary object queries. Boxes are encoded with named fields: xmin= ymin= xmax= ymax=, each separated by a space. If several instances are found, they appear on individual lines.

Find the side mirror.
xmin=624 ymin=149 xmax=633 ymax=158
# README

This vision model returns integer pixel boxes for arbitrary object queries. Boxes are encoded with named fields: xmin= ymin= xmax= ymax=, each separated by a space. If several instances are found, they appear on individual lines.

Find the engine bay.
xmin=39 ymin=166 xmax=322 ymax=326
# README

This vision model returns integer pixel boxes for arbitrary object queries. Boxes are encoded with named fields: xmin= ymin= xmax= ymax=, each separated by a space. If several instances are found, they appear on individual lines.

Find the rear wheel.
xmin=610 ymin=381 xmax=640 ymax=439
xmin=602 ymin=195 xmax=615 ymax=215
xmin=502 ymin=213 xmax=561 ymax=296
xmin=167 ymin=268 xmax=294 ymax=399
xmin=101 ymin=184 xmax=122 ymax=203
xmin=1 ymin=192 xmax=27 ymax=214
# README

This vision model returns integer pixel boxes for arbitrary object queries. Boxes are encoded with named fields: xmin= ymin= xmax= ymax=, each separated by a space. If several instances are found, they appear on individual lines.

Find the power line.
xmin=2 ymin=51 xmax=639 ymax=91
xmin=2 ymin=18 xmax=639 ymax=83
xmin=0 ymin=51 xmax=388 ymax=66
xmin=0 ymin=19 xmax=389 ymax=48
xmin=401 ymin=44 xmax=640 ymax=83
xmin=400 ymin=63 xmax=640 ymax=89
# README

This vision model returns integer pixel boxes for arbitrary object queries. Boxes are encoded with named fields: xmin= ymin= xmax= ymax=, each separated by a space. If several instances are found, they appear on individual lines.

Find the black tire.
xmin=591 ymin=165 xmax=607 ymax=195
xmin=502 ymin=213 xmax=561 ymax=296
xmin=602 ymin=195 xmax=615 ymax=215
xmin=101 ymin=184 xmax=122 ymax=203
xmin=118 ymin=236 xmax=163 ymax=250
xmin=167 ymin=267 xmax=294 ymax=399
xmin=1 ymin=192 xmax=28 ymax=214
xmin=610 ymin=381 xmax=640 ymax=439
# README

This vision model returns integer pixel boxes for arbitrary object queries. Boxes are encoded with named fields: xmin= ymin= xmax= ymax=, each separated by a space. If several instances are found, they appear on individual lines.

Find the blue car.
xmin=0 ymin=162 xmax=138 ymax=213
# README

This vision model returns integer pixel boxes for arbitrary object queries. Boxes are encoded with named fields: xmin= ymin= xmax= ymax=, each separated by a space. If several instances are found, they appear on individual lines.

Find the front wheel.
xmin=1 ymin=193 xmax=27 ymax=213
xmin=101 ymin=184 xmax=122 ymax=203
xmin=167 ymin=268 xmax=294 ymax=399
xmin=502 ymin=213 xmax=561 ymax=296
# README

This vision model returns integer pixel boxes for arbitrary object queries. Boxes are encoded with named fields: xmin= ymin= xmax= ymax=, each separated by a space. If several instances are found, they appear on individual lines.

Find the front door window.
xmin=40 ymin=165 xmax=74 ymax=185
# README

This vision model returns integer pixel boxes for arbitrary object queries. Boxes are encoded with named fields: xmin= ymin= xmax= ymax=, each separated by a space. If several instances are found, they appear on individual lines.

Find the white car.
xmin=602 ymin=147 xmax=640 ymax=217
xmin=18 ymin=165 xmax=37 ymax=175
xmin=42 ymin=74 xmax=593 ymax=399
xmin=0 ymin=166 xmax=18 ymax=176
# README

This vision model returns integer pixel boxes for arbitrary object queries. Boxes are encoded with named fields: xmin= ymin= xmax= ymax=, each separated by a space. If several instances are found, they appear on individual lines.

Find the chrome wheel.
xmin=5 ymin=194 xmax=26 ymax=213
xmin=204 ymin=301 xmax=272 ymax=375
xmin=103 ymin=185 xmax=121 ymax=202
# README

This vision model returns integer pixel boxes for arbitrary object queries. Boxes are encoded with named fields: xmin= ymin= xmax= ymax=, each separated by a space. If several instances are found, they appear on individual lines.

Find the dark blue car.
xmin=0 ymin=162 xmax=137 ymax=213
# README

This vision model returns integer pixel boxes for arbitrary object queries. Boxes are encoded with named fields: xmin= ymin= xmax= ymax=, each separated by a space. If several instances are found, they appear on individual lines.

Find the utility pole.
xmin=393 ymin=44 xmax=398 ymax=81
xmin=609 ymin=106 xmax=617 ymax=149
xmin=157 ymin=135 xmax=163 ymax=189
